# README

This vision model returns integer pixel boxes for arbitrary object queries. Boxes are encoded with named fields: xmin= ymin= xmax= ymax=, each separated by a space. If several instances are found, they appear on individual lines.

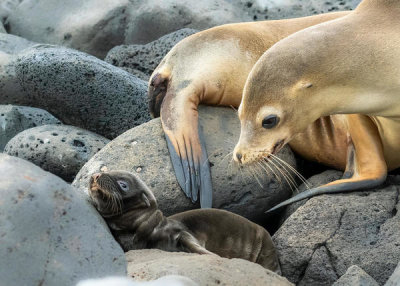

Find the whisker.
xmin=266 ymin=157 xmax=296 ymax=192
xmin=269 ymin=154 xmax=311 ymax=189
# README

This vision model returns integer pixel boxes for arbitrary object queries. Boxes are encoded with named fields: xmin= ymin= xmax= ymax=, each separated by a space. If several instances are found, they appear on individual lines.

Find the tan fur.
xmin=235 ymin=0 xmax=400 ymax=194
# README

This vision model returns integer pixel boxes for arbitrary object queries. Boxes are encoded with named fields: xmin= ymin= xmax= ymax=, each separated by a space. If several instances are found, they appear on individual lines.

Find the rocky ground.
xmin=1 ymin=0 xmax=399 ymax=285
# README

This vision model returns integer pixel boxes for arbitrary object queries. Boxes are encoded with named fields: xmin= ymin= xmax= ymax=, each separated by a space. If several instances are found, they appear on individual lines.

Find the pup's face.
xmin=88 ymin=171 xmax=156 ymax=217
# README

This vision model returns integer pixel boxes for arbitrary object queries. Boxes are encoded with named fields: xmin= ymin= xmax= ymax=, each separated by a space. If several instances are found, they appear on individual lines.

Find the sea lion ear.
xmin=142 ymin=193 xmax=150 ymax=207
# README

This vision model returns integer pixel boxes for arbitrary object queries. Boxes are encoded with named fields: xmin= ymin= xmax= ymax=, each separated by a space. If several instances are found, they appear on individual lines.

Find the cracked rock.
xmin=4 ymin=125 xmax=109 ymax=182
xmin=0 ymin=154 xmax=126 ymax=286
xmin=105 ymin=28 xmax=198 ymax=81
xmin=0 ymin=45 xmax=151 ymax=139
xmin=126 ymin=249 xmax=293 ymax=286
xmin=0 ymin=105 xmax=61 ymax=151
xmin=72 ymin=106 xmax=296 ymax=220
xmin=333 ymin=265 xmax=379 ymax=286
xmin=273 ymin=171 xmax=400 ymax=285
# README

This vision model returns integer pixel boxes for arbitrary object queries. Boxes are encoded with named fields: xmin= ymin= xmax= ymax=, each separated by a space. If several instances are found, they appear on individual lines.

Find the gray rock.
xmin=273 ymin=172 xmax=400 ymax=285
xmin=385 ymin=262 xmax=400 ymax=286
xmin=105 ymin=28 xmax=198 ymax=81
xmin=0 ymin=21 xmax=5 ymax=33
xmin=0 ymin=105 xmax=61 ymax=151
xmin=0 ymin=45 xmax=151 ymax=139
xmin=0 ymin=154 xmax=126 ymax=286
xmin=126 ymin=249 xmax=293 ymax=286
xmin=228 ymin=0 xmax=360 ymax=21
xmin=333 ymin=265 xmax=379 ymax=286
xmin=0 ymin=0 xmax=21 ymax=23
xmin=124 ymin=0 xmax=249 ymax=45
xmin=72 ymin=106 xmax=296 ymax=221
xmin=4 ymin=125 xmax=109 ymax=182
xmin=0 ymin=32 xmax=38 ymax=54
xmin=5 ymin=0 xmax=132 ymax=58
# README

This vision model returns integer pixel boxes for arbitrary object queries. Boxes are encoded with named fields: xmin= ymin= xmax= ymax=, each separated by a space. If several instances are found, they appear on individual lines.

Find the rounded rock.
xmin=0 ymin=154 xmax=126 ymax=286
xmin=5 ymin=125 xmax=109 ymax=182
xmin=73 ymin=106 xmax=296 ymax=221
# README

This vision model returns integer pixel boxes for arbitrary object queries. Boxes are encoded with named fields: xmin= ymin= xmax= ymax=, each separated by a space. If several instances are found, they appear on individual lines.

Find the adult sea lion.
xmin=88 ymin=171 xmax=281 ymax=272
xmin=233 ymin=0 xmax=400 ymax=211
xmin=148 ymin=11 xmax=350 ymax=207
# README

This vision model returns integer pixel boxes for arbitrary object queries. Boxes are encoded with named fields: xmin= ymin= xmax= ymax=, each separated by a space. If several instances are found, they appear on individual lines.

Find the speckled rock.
xmin=385 ymin=262 xmax=400 ymax=286
xmin=0 ymin=154 xmax=126 ymax=286
xmin=126 ymin=249 xmax=293 ymax=286
xmin=273 ymin=173 xmax=400 ymax=285
xmin=105 ymin=28 xmax=198 ymax=81
xmin=0 ymin=105 xmax=61 ymax=151
xmin=72 ymin=106 xmax=296 ymax=221
xmin=0 ymin=45 xmax=150 ymax=139
xmin=228 ymin=0 xmax=360 ymax=21
xmin=332 ymin=265 xmax=379 ymax=286
xmin=4 ymin=125 xmax=109 ymax=182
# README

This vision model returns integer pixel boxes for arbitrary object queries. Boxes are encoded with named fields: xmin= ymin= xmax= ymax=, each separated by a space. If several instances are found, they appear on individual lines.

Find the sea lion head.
xmin=233 ymin=37 xmax=329 ymax=165
xmin=88 ymin=171 xmax=157 ymax=217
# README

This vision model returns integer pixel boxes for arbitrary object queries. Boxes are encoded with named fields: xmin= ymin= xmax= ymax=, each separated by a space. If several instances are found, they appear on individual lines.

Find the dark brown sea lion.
xmin=233 ymin=0 xmax=400 ymax=211
xmin=88 ymin=171 xmax=281 ymax=272
xmin=148 ymin=11 xmax=350 ymax=207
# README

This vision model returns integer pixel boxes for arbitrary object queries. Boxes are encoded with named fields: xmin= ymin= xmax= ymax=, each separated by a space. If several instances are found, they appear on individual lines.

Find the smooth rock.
xmin=105 ymin=28 xmax=198 ymax=81
xmin=0 ymin=154 xmax=126 ymax=286
xmin=0 ymin=0 xmax=20 ymax=23
xmin=385 ymin=262 xmax=400 ymax=286
xmin=4 ymin=125 xmax=109 ymax=182
xmin=0 ymin=45 xmax=151 ymax=139
xmin=126 ymin=249 xmax=293 ymax=286
xmin=0 ymin=21 xmax=5 ymax=33
xmin=77 ymin=275 xmax=198 ymax=286
xmin=5 ymin=0 xmax=131 ymax=58
xmin=273 ymin=172 xmax=400 ymax=285
xmin=0 ymin=32 xmax=37 ymax=54
xmin=72 ymin=106 xmax=296 ymax=221
xmin=227 ymin=0 xmax=360 ymax=21
xmin=333 ymin=265 xmax=379 ymax=286
xmin=0 ymin=105 xmax=61 ymax=151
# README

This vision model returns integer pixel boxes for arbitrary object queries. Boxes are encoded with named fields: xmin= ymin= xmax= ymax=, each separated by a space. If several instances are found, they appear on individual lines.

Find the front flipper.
xmin=267 ymin=115 xmax=387 ymax=213
xmin=180 ymin=231 xmax=215 ymax=255
xmin=161 ymin=92 xmax=213 ymax=208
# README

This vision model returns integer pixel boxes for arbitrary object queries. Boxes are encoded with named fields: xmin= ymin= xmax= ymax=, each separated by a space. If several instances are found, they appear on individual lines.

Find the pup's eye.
xmin=117 ymin=181 xmax=129 ymax=192
xmin=262 ymin=115 xmax=279 ymax=129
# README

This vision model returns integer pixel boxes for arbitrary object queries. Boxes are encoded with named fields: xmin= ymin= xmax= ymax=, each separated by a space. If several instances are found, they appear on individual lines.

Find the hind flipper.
xmin=267 ymin=115 xmax=387 ymax=213
xmin=179 ymin=231 xmax=215 ymax=255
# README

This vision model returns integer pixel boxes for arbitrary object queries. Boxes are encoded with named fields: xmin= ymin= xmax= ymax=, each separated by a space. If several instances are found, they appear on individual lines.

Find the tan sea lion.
xmin=88 ymin=171 xmax=281 ymax=272
xmin=233 ymin=0 xmax=400 ymax=211
xmin=148 ymin=11 xmax=350 ymax=207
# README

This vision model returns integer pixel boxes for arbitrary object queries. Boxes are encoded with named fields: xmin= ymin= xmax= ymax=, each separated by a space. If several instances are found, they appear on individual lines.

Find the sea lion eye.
xmin=117 ymin=181 xmax=129 ymax=192
xmin=262 ymin=115 xmax=279 ymax=129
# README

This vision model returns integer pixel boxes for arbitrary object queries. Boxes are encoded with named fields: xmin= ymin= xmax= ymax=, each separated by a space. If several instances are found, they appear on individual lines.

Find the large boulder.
xmin=0 ymin=32 xmax=37 ymax=54
xmin=4 ymin=125 xmax=109 ymax=182
xmin=105 ymin=28 xmax=198 ymax=81
xmin=332 ymin=265 xmax=379 ymax=286
xmin=0 ymin=154 xmax=126 ymax=286
xmin=385 ymin=261 xmax=400 ymax=286
xmin=273 ymin=172 xmax=400 ymax=285
xmin=126 ymin=249 xmax=293 ymax=286
xmin=72 ymin=106 xmax=296 ymax=221
xmin=0 ymin=105 xmax=61 ymax=151
xmin=0 ymin=21 xmax=5 ymax=33
xmin=0 ymin=45 xmax=150 ymax=139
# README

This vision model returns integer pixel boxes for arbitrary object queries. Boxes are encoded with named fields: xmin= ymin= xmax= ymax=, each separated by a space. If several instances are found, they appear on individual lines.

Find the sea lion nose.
xmin=236 ymin=152 xmax=242 ymax=163
xmin=92 ymin=173 xmax=101 ymax=181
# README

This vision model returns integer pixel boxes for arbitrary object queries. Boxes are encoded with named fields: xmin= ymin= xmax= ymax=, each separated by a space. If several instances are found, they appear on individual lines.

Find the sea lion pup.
xmin=233 ymin=0 xmax=400 ymax=212
xmin=88 ymin=171 xmax=281 ymax=272
xmin=148 ymin=11 xmax=349 ymax=208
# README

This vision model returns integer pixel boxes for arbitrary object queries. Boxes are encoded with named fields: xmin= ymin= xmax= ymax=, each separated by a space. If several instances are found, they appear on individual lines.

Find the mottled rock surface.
xmin=5 ymin=125 xmax=109 ymax=182
xmin=77 ymin=275 xmax=198 ymax=286
xmin=73 ymin=106 xmax=296 ymax=221
xmin=385 ymin=262 xmax=400 ymax=286
xmin=0 ymin=45 xmax=150 ymax=139
xmin=105 ymin=28 xmax=198 ymax=80
xmin=273 ymin=172 xmax=400 ymax=285
xmin=0 ymin=31 xmax=37 ymax=54
xmin=126 ymin=249 xmax=293 ymax=286
xmin=332 ymin=265 xmax=379 ymax=286
xmin=0 ymin=105 xmax=61 ymax=151
xmin=0 ymin=154 xmax=126 ymax=286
